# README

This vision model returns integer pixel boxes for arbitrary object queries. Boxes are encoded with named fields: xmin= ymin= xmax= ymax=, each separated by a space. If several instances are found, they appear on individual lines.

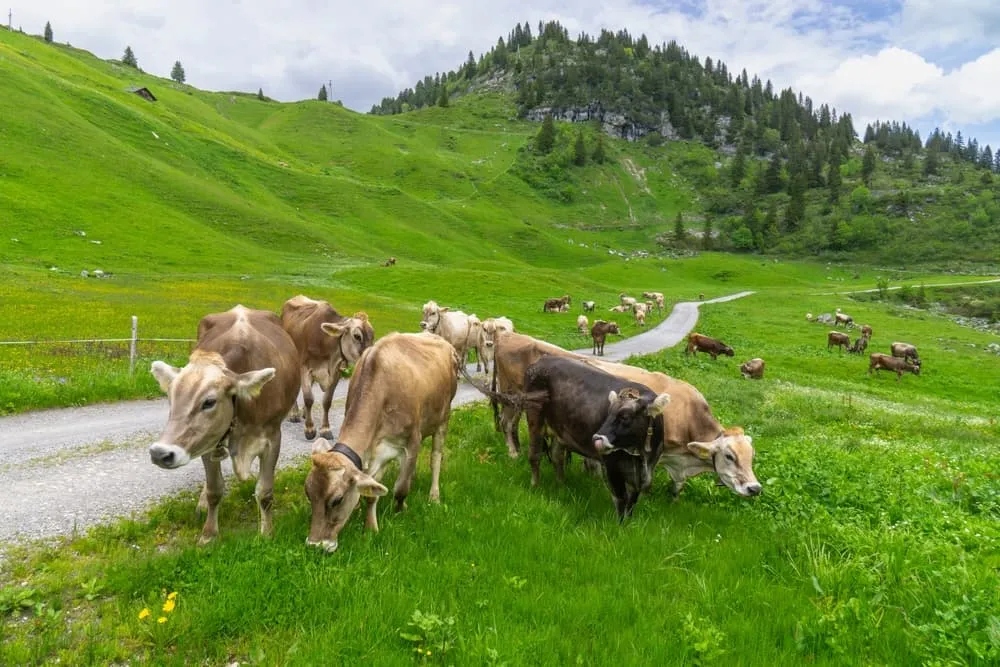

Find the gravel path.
xmin=0 ymin=291 xmax=753 ymax=545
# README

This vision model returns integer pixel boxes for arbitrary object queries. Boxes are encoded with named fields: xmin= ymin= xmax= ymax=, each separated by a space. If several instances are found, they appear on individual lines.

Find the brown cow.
xmin=591 ymin=320 xmax=621 ymax=356
xmin=835 ymin=309 xmax=854 ymax=328
xmin=305 ymin=333 xmax=459 ymax=552
xmin=861 ymin=324 xmax=873 ymax=338
xmin=281 ymin=295 xmax=375 ymax=441
xmin=828 ymin=331 xmax=851 ymax=352
xmin=149 ymin=306 xmax=299 ymax=543
xmin=544 ymin=295 xmax=572 ymax=313
xmin=740 ymin=358 xmax=765 ymax=379
xmin=891 ymin=341 xmax=920 ymax=364
xmin=848 ymin=334 xmax=869 ymax=355
xmin=383 ymin=256 xmax=397 ymax=267
xmin=869 ymin=353 xmax=920 ymax=381
xmin=685 ymin=333 xmax=734 ymax=359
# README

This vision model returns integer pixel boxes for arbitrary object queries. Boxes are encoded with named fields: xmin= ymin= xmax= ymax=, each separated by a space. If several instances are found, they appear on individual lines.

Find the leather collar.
xmin=333 ymin=442 xmax=363 ymax=470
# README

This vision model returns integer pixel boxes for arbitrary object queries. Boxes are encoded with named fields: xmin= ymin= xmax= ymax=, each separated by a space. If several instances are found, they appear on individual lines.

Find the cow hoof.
xmin=287 ymin=414 xmax=302 ymax=424
xmin=318 ymin=429 xmax=334 ymax=441
xmin=197 ymin=533 xmax=217 ymax=546
xmin=429 ymin=491 xmax=440 ymax=504
xmin=304 ymin=427 xmax=317 ymax=441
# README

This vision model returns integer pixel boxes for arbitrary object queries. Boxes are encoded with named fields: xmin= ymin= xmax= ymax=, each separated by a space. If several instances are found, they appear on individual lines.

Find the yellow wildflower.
xmin=162 ymin=599 xmax=176 ymax=613
xmin=138 ymin=608 xmax=151 ymax=620
xmin=157 ymin=616 xmax=168 ymax=624
xmin=167 ymin=591 xmax=178 ymax=600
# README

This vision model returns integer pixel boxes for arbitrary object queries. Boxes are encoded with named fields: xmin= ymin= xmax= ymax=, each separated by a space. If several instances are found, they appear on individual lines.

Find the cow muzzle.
xmin=419 ymin=321 xmax=428 ymax=330
xmin=148 ymin=443 xmax=191 ymax=469
xmin=306 ymin=537 xmax=339 ymax=553
xmin=592 ymin=435 xmax=612 ymax=453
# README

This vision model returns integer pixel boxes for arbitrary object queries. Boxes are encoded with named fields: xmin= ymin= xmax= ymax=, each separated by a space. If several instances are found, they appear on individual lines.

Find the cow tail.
xmin=491 ymin=335 xmax=501 ymax=432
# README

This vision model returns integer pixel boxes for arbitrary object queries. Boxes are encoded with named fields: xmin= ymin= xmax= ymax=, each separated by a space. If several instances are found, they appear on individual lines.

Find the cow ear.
xmin=354 ymin=472 xmax=389 ymax=498
xmin=744 ymin=435 xmax=753 ymax=446
xmin=312 ymin=438 xmax=335 ymax=455
xmin=440 ymin=307 xmax=450 ymax=313
xmin=231 ymin=368 xmax=276 ymax=399
xmin=686 ymin=440 xmax=715 ymax=460
xmin=321 ymin=322 xmax=347 ymax=338
xmin=646 ymin=392 xmax=671 ymax=416
xmin=150 ymin=361 xmax=180 ymax=393
xmin=607 ymin=390 xmax=618 ymax=406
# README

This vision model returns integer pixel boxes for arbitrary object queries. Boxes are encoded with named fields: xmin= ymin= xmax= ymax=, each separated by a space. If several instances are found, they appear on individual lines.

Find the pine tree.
xmin=730 ymin=145 xmax=747 ymax=188
xmin=317 ymin=84 xmax=328 ymax=101
xmin=592 ymin=134 xmax=607 ymax=163
xmin=464 ymin=51 xmax=476 ymax=78
xmin=785 ymin=173 xmax=807 ymax=231
xmin=573 ymin=129 xmax=587 ymax=166
xmin=763 ymin=199 xmax=779 ymax=248
xmin=861 ymin=145 xmax=876 ymax=187
xmin=702 ymin=215 xmax=713 ymax=250
xmin=43 ymin=21 xmax=52 ymax=43
xmin=924 ymin=149 xmax=939 ymax=176
xmin=673 ymin=212 xmax=687 ymax=246
xmin=763 ymin=152 xmax=783 ymax=194
xmin=121 ymin=46 xmax=138 ymax=68
xmin=828 ymin=153 xmax=843 ymax=203
xmin=257 ymin=88 xmax=265 ymax=101
xmin=170 ymin=61 xmax=186 ymax=84
xmin=437 ymin=85 xmax=448 ymax=107
xmin=536 ymin=114 xmax=555 ymax=153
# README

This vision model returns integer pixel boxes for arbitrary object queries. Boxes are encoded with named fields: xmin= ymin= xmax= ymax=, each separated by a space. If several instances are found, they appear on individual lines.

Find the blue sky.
xmin=14 ymin=0 xmax=1000 ymax=148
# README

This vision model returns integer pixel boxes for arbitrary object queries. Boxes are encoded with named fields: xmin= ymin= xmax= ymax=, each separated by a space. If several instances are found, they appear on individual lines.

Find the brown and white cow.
xmin=633 ymin=302 xmax=648 ymax=327
xmin=577 ymin=314 xmax=589 ymax=334
xmin=383 ymin=256 xmax=397 ymax=267
xmin=305 ymin=333 xmax=459 ymax=552
xmin=835 ymin=309 xmax=854 ymax=328
xmin=591 ymin=320 xmax=621 ymax=356
xmin=477 ymin=316 xmax=513 ymax=375
xmin=420 ymin=300 xmax=474 ymax=363
xmin=869 ymin=352 xmax=920 ymax=381
xmin=149 ymin=306 xmax=299 ymax=544
xmin=281 ymin=295 xmax=374 ymax=441
xmin=543 ymin=295 xmax=572 ymax=313
xmin=582 ymin=300 xmax=596 ymax=312
xmin=890 ymin=341 xmax=920 ymax=364
xmin=685 ymin=333 xmax=734 ymax=359
xmin=740 ymin=358 xmax=765 ymax=379
xmin=828 ymin=331 xmax=851 ymax=352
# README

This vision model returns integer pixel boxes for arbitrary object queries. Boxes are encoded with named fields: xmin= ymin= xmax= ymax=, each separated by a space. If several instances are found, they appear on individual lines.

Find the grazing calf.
xmin=848 ymin=335 xmax=869 ymax=355
xmin=591 ymin=320 xmax=621 ymax=356
xmin=420 ymin=300 xmax=474 ymax=363
xmin=582 ymin=300 xmax=596 ymax=312
xmin=685 ymin=333 xmax=734 ymax=359
xmin=577 ymin=314 xmax=589 ymax=334
xmin=891 ymin=341 xmax=920 ymax=364
xmin=305 ymin=333 xmax=459 ymax=552
xmin=869 ymin=353 xmax=920 ymax=381
xmin=861 ymin=324 xmax=873 ymax=338
xmin=544 ymin=295 xmax=572 ymax=312
xmin=477 ymin=316 xmax=513 ymax=375
xmin=740 ymin=358 xmax=765 ymax=379
xmin=149 ymin=306 xmax=299 ymax=544
xmin=281 ymin=295 xmax=374 ymax=440
xmin=633 ymin=302 xmax=648 ymax=326
xmin=828 ymin=331 xmax=851 ymax=352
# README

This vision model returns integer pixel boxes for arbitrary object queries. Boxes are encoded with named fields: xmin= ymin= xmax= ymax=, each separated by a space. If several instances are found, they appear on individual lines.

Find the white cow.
xmin=477 ymin=316 xmax=514 ymax=375
xmin=577 ymin=314 xmax=589 ymax=334
xmin=633 ymin=302 xmax=648 ymax=327
xmin=466 ymin=315 xmax=483 ymax=370
xmin=420 ymin=300 xmax=474 ymax=363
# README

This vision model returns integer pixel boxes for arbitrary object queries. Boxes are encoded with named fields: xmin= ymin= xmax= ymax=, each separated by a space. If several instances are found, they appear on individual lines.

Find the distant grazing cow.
xmin=577 ymin=314 xmax=589 ymax=334
xmin=544 ymin=295 xmax=572 ymax=313
xmin=420 ymin=300 xmax=474 ymax=363
xmin=477 ymin=316 xmax=513 ymax=375
xmin=890 ymin=341 xmax=920 ymax=364
xmin=869 ymin=353 xmax=920 ymax=381
xmin=633 ymin=302 xmax=648 ymax=326
xmin=583 ymin=300 xmax=596 ymax=312
xmin=698 ymin=293 xmax=705 ymax=300
xmin=591 ymin=320 xmax=621 ymax=356
xmin=609 ymin=305 xmax=628 ymax=313
xmin=643 ymin=292 xmax=664 ymax=312
xmin=619 ymin=293 xmax=637 ymax=310
xmin=685 ymin=333 xmax=734 ymax=359
xmin=149 ymin=306 xmax=299 ymax=544
xmin=740 ymin=358 xmax=765 ymax=379
xmin=828 ymin=331 xmax=851 ymax=352
xmin=305 ymin=333 xmax=459 ymax=552
xmin=861 ymin=324 xmax=873 ymax=338
xmin=466 ymin=314 xmax=483 ymax=370
xmin=281 ymin=295 xmax=374 ymax=440
xmin=654 ymin=295 xmax=665 ymax=312
xmin=835 ymin=309 xmax=854 ymax=328
xmin=382 ymin=256 xmax=396 ymax=267
xmin=806 ymin=313 xmax=813 ymax=322
xmin=848 ymin=335 xmax=869 ymax=355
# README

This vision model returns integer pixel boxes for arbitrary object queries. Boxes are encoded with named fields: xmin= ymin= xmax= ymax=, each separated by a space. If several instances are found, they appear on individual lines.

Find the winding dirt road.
xmin=0 ymin=291 xmax=753 ymax=545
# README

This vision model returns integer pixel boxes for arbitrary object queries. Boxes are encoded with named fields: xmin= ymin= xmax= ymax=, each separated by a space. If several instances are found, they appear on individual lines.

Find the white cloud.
xmin=898 ymin=0 xmax=1000 ymax=51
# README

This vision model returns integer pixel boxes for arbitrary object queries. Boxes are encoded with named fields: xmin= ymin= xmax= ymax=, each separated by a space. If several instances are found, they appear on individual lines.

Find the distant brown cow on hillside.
xmin=869 ymin=353 xmax=920 ymax=381
xmin=685 ymin=333 xmax=734 ymax=360
xmin=828 ymin=331 xmax=851 ymax=352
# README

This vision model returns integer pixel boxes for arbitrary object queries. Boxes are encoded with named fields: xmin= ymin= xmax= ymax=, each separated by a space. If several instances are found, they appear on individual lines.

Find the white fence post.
xmin=129 ymin=316 xmax=138 ymax=375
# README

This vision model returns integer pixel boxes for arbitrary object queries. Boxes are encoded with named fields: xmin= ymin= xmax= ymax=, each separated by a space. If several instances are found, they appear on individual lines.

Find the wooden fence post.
xmin=129 ymin=316 xmax=138 ymax=375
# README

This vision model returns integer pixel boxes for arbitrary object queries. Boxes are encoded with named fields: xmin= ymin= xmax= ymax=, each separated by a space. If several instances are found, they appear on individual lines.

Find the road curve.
xmin=0 ymin=291 xmax=754 ymax=545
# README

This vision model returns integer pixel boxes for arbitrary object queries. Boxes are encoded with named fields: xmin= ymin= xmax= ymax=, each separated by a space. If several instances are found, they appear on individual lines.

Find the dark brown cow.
xmin=544 ymin=295 xmax=572 ymax=313
xmin=828 ymin=331 xmax=851 ymax=352
xmin=383 ymin=257 xmax=397 ymax=267
xmin=281 ymin=295 xmax=374 ymax=441
xmin=149 ymin=306 xmax=299 ymax=544
xmin=869 ymin=353 xmax=920 ymax=381
xmin=848 ymin=335 xmax=869 ymax=355
xmin=305 ymin=333 xmax=459 ymax=552
xmin=591 ymin=320 xmax=621 ymax=356
xmin=740 ymin=358 xmax=765 ymax=379
xmin=891 ymin=341 xmax=920 ymax=364
xmin=686 ymin=333 xmax=734 ymax=359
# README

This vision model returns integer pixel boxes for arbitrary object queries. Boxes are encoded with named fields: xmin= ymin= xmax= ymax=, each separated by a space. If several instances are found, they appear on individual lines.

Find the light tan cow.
xmin=740 ymin=358 xmax=765 ymax=379
xmin=633 ymin=302 xmax=648 ymax=326
xmin=466 ymin=314 xmax=483 ymax=370
xmin=642 ymin=291 xmax=664 ymax=312
xmin=420 ymin=300 xmax=474 ymax=363
xmin=149 ymin=306 xmax=299 ymax=544
xmin=281 ymin=295 xmax=374 ymax=441
xmin=305 ymin=333 xmax=459 ymax=552
xmin=577 ymin=314 xmax=589 ymax=334
xmin=477 ymin=316 xmax=513 ymax=375
xmin=619 ymin=293 xmax=637 ymax=310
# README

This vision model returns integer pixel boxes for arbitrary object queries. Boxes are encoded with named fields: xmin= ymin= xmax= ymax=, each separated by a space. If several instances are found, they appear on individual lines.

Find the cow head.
xmin=592 ymin=388 xmax=670 ymax=456
xmin=305 ymin=439 xmax=387 ymax=552
xmin=148 ymin=351 xmax=275 ymax=469
xmin=321 ymin=311 xmax=375 ymax=365
xmin=608 ymin=322 xmax=621 ymax=335
xmin=908 ymin=361 xmax=921 ymax=375
xmin=420 ymin=301 xmax=448 ymax=333
xmin=686 ymin=428 xmax=761 ymax=497
xmin=723 ymin=345 xmax=735 ymax=357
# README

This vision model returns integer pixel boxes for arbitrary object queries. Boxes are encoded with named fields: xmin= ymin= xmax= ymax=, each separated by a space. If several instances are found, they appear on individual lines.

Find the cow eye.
xmin=326 ymin=496 xmax=343 ymax=510
xmin=353 ymin=331 xmax=362 ymax=341
xmin=201 ymin=398 xmax=217 ymax=411
xmin=725 ymin=453 xmax=736 ymax=463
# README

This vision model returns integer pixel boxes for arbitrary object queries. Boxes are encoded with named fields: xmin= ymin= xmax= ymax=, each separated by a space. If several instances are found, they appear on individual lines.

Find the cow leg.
xmin=604 ymin=465 xmax=629 ymax=522
xmin=318 ymin=376 xmax=339 ymax=441
xmin=287 ymin=401 xmax=302 ymax=423
xmin=503 ymin=405 xmax=522 ymax=458
xmin=526 ymin=409 xmax=545 ymax=487
xmin=255 ymin=431 xmax=281 ymax=538
xmin=300 ymin=369 xmax=317 ymax=440
xmin=549 ymin=439 xmax=567 ymax=483
xmin=429 ymin=420 xmax=448 ymax=503
xmin=199 ymin=455 xmax=225 ymax=544
xmin=394 ymin=431 xmax=422 ymax=512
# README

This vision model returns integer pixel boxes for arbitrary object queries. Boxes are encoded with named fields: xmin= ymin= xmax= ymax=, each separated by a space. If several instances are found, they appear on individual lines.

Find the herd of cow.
xmin=147 ymin=294 xmax=761 ymax=552
xmin=811 ymin=309 xmax=923 ymax=381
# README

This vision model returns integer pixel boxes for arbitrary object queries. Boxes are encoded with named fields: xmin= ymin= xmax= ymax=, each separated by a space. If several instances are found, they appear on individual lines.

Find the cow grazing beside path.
xmin=544 ymin=295 xmax=572 ymax=313
xmin=477 ymin=316 xmax=513 ymax=375
xmin=891 ymin=341 xmax=920 ymax=364
xmin=420 ymin=300 xmax=474 ymax=363
xmin=869 ymin=353 xmax=920 ymax=381
xmin=686 ymin=333 xmax=734 ymax=359
xmin=861 ymin=324 xmax=873 ymax=338
xmin=149 ymin=305 xmax=299 ymax=544
xmin=281 ymin=295 xmax=374 ymax=440
xmin=591 ymin=320 xmax=621 ymax=356
xmin=643 ymin=292 xmax=665 ymax=312
xmin=577 ymin=314 xmax=589 ymax=334
xmin=740 ymin=358 xmax=765 ymax=379
xmin=828 ymin=331 xmax=851 ymax=352
xmin=633 ymin=302 xmax=648 ymax=326
xmin=848 ymin=335 xmax=869 ymax=355
xmin=305 ymin=333 xmax=459 ymax=552
xmin=582 ymin=300 xmax=596 ymax=312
